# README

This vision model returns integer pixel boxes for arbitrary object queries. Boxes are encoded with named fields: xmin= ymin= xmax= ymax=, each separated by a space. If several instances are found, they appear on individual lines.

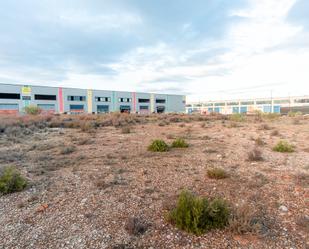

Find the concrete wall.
xmin=0 ymin=83 xmax=186 ymax=114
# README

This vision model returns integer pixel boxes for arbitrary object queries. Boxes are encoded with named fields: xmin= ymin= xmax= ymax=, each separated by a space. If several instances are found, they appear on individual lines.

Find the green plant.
xmin=24 ymin=105 xmax=42 ymax=115
xmin=230 ymin=114 xmax=245 ymax=122
xmin=169 ymin=190 xmax=229 ymax=234
xmin=207 ymin=168 xmax=228 ymax=179
xmin=171 ymin=138 xmax=189 ymax=148
xmin=273 ymin=140 xmax=294 ymax=153
xmin=0 ymin=166 xmax=27 ymax=194
xmin=148 ymin=139 xmax=169 ymax=152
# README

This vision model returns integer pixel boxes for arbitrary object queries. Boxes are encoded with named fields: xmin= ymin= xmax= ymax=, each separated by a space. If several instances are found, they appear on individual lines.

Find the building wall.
xmin=187 ymin=96 xmax=309 ymax=114
xmin=0 ymin=83 xmax=186 ymax=114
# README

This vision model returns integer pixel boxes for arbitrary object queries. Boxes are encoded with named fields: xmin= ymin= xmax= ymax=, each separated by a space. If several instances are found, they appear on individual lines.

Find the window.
xmin=118 ymin=98 xmax=132 ymax=103
xmin=203 ymin=103 xmax=214 ymax=107
xmin=156 ymin=106 xmax=165 ymax=113
xmin=240 ymin=101 xmax=254 ymax=105
xmin=22 ymin=96 xmax=31 ymax=100
xmin=37 ymin=104 xmax=55 ymax=110
xmin=0 ymin=93 xmax=20 ymax=99
xmin=120 ymin=105 xmax=131 ymax=113
xmin=274 ymin=99 xmax=289 ymax=104
xmin=214 ymin=102 xmax=225 ymax=106
xmin=138 ymin=98 xmax=150 ymax=103
xmin=256 ymin=100 xmax=271 ymax=105
xmin=67 ymin=96 xmax=86 ymax=101
xmin=34 ymin=94 xmax=56 ymax=100
xmin=294 ymin=98 xmax=309 ymax=103
xmin=156 ymin=99 xmax=166 ymax=104
xmin=139 ymin=106 xmax=149 ymax=110
xmin=95 ymin=97 xmax=111 ymax=102
xmin=227 ymin=102 xmax=239 ymax=106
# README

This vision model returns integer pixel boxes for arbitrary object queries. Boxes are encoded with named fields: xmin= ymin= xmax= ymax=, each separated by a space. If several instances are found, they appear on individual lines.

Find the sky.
xmin=0 ymin=0 xmax=308 ymax=102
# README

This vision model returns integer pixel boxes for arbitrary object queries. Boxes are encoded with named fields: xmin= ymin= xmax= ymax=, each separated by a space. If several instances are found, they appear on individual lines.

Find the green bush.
xmin=0 ymin=167 xmax=27 ymax=194
xmin=171 ymin=138 xmax=189 ymax=148
xmin=273 ymin=140 xmax=294 ymax=153
xmin=24 ymin=105 xmax=42 ymax=115
xmin=148 ymin=139 xmax=169 ymax=152
xmin=230 ymin=114 xmax=245 ymax=122
xmin=169 ymin=190 xmax=229 ymax=234
xmin=207 ymin=168 xmax=228 ymax=179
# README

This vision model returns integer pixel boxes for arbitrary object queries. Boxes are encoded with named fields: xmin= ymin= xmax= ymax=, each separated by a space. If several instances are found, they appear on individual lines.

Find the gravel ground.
xmin=0 ymin=115 xmax=308 ymax=249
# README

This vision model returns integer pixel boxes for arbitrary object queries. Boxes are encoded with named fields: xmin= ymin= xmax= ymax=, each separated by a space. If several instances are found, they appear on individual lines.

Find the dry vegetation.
xmin=0 ymin=113 xmax=308 ymax=249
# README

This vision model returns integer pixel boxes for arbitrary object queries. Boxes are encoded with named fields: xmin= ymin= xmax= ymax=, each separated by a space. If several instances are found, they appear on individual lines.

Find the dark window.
xmin=227 ymin=102 xmax=239 ymax=106
xmin=67 ymin=96 xmax=86 ymax=101
xmin=240 ymin=101 xmax=254 ymax=105
xmin=156 ymin=99 xmax=166 ymax=103
xmin=97 ymin=105 xmax=109 ymax=113
xmin=0 ymin=93 xmax=20 ymax=99
xmin=120 ymin=105 xmax=131 ymax=113
xmin=95 ymin=97 xmax=111 ymax=102
xmin=34 ymin=94 xmax=56 ymax=100
xmin=156 ymin=106 xmax=165 ymax=113
xmin=139 ymin=106 xmax=149 ymax=110
xmin=22 ymin=96 xmax=31 ymax=100
xmin=119 ymin=98 xmax=132 ymax=103
xmin=138 ymin=98 xmax=150 ymax=103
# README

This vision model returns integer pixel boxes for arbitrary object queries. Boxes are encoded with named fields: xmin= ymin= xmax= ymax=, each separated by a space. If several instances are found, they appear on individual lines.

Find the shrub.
xmin=125 ymin=216 xmax=150 ymax=236
xmin=247 ymin=148 xmax=263 ymax=161
xmin=273 ymin=140 xmax=294 ymax=153
xmin=24 ymin=105 xmax=42 ymax=115
xmin=169 ymin=190 xmax=229 ymax=234
xmin=270 ymin=130 xmax=280 ymax=136
xmin=121 ymin=126 xmax=131 ymax=134
xmin=230 ymin=114 xmax=245 ymax=122
xmin=148 ymin=140 xmax=169 ymax=152
xmin=0 ymin=167 xmax=27 ymax=194
xmin=207 ymin=168 xmax=228 ymax=179
xmin=60 ymin=145 xmax=76 ymax=155
xmin=171 ymin=138 xmax=189 ymax=148
xmin=255 ymin=137 xmax=265 ymax=146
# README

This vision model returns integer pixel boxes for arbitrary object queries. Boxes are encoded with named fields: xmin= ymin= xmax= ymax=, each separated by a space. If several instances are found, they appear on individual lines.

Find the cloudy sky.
xmin=0 ymin=0 xmax=308 ymax=101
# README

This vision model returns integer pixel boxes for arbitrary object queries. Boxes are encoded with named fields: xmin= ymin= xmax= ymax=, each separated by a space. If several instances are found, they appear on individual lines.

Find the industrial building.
xmin=0 ymin=83 xmax=186 ymax=114
xmin=186 ymin=95 xmax=309 ymax=115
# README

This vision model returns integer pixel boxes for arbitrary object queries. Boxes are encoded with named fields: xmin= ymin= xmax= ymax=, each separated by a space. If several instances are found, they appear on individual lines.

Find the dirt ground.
xmin=0 ymin=114 xmax=308 ymax=249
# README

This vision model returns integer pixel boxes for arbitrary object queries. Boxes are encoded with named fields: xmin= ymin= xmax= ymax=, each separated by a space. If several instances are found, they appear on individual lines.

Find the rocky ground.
xmin=0 ymin=114 xmax=308 ymax=249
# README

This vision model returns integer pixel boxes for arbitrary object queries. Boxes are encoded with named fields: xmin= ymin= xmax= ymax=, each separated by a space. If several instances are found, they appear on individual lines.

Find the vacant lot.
xmin=0 ymin=114 xmax=308 ymax=249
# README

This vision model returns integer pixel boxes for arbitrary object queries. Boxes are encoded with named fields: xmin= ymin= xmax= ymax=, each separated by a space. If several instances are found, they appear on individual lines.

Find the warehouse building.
xmin=186 ymin=96 xmax=309 ymax=115
xmin=0 ymin=83 xmax=186 ymax=114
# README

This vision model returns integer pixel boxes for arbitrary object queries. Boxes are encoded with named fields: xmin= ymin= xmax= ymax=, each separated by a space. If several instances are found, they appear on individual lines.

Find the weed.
xmin=125 ymin=216 xmax=150 ymax=236
xmin=60 ymin=145 xmax=76 ymax=155
xmin=169 ymin=190 xmax=229 ymax=234
xmin=259 ymin=123 xmax=271 ymax=130
xmin=0 ymin=166 xmax=27 ymax=194
xmin=207 ymin=168 xmax=228 ymax=179
xmin=272 ymin=140 xmax=294 ymax=153
xmin=171 ymin=138 xmax=189 ymax=148
xmin=270 ymin=130 xmax=280 ymax=136
xmin=247 ymin=148 xmax=263 ymax=161
xmin=148 ymin=140 xmax=169 ymax=152
xmin=230 ymin=114 xmax=245 ymax=122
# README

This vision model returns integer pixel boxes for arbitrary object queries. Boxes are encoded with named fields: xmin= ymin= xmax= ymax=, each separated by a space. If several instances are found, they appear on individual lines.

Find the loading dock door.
xmin=0 ymin=104 xmax=19 ymax=114
xmin=156 ymin=106 xmax=165 ymax=113
xmin=37 ymin=104 xmax=55 ymax=113
xmin=97 ymin=105 xmax=109 ymax=113
xmin=70 ymin=105 xmax=84 ymax=114
xmin=120 ymin=105 xmax=131 ymax=113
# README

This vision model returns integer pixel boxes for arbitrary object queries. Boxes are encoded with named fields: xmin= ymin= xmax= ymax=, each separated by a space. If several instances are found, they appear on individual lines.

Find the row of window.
xmin=0 ymin=93 xmax=167 ymax=104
